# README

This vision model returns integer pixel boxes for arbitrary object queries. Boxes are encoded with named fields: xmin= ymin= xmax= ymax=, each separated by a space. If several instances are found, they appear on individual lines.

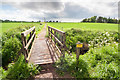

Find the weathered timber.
xmin=21 ymin=26 xmax=36 ymax=62
xmin=48 ymin=26 xmax=66 ymax=58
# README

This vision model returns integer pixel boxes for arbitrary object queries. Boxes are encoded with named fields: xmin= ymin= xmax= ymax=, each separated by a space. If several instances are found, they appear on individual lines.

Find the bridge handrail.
xmin=20 ymin=26 xmax=36 ymax=62
xmin=48 ymin=26 xmax=66 ymax=57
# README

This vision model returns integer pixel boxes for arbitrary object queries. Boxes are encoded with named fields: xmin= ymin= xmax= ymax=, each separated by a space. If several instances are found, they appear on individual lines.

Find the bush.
xmin=1 ymin=54 xmax=41 ymax=79
xmin=2 ymin=37 xmax=22 ymax=67
xmin=1 ymin=24 xmax=43 ymax=67
xmin=55 ymin=44 xmax=120 ymax=79
xmin=65 ymin=29 xmax=119 ymax=52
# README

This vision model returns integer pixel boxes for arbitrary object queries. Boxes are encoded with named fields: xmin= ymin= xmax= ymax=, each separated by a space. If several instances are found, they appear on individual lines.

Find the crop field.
xmin=47 ymin=22 xmax=118 ymax=32
xmin=1 ymin=22 xmax=41 ymax=33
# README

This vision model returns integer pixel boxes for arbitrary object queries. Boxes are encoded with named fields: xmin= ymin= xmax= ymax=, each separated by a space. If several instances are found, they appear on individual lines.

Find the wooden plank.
xmin=25 ymin=32 xmax=35 ymax=49
xmin=26 ymin=35 xmax=36 ymax=61
xmin=21 ymin=26 xmax=35 ymax=36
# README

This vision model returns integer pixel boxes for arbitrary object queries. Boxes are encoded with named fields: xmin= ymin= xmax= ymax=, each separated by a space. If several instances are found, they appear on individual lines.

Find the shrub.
xmin=2 ymin=37 xmax=22 ymax=67
xmin=1 ymin=54 xmax=41 ymax=79
xmin=65 ymin=29 xmax=119 ymax=52
xmin=55 ymin=44 xmax=120 ymax=79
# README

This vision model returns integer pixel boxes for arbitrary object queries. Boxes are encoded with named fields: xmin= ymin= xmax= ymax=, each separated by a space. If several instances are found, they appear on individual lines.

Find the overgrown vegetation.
xmin=55 ymin=44 xmax=119 ymax=79
xmin=0 ymin=55 xmax=41 ymax=79
xmin=1 ymin=23 xmax=44 ymax=79
xmin=65 ymin=28 xmax=119 ymax=52
xmin=55 ymin=28 xmax=119 ymax=79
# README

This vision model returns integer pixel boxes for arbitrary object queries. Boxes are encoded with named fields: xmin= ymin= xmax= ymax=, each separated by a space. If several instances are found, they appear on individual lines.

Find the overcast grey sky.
xmin=0 ymin=0 xmax=119 ymax=22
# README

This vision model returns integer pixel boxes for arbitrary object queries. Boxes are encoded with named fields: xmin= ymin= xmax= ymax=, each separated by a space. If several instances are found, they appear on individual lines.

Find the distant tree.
xmin=107 ymin=17 xmax=113 ymax=23
xmin=56 ymin=21 xmax=58 ymax=23
xmin=0 ymin=19 xmax=2 ymax=22
xmin=103 ymin=17 xmax=108 ymax=23
xmin=97 ymin=16 xmax=103 ymax=23
xmin=38 ymin=20 xmax=41 ymax=22
xmin=118 ymin=19 xmax=120 ymax=24
xmin=49 ymin=20 xmax=52 ymax=22
xmin=113 ymin=19 xmax=118 ymax=24
xmin=53 ymin=21 xmax=55 ymax=22
xmin=87 ymin=18 xmax=91 ymax=22
xmin=4 ymin=20 xmax=10 ymax=22
xmin=90 ymin=16 xmax=97 ymax=22
xmin=82 ymin=18 xmax=87 ymax=22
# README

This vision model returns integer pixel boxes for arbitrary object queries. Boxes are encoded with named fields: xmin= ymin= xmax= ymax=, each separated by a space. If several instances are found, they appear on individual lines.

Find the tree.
xmin=96 ymin=16 xmax=103 ymax=23
xmin=103 ymin=17 xmax=108 ymax=23
xmin=107 ymin=17 xmax=113 ymax=23
xmin=113 ymin=19 xmax=118 ymax=24
xmin=82 ymin=18 xmax=87 ymax=22
xmin=118 ymin=19 xmax=120 ymax=24
xmin=49 ymin=20 xmax=52 ymax=22
xmin=90 ymin=16 xmax=97 ymax=22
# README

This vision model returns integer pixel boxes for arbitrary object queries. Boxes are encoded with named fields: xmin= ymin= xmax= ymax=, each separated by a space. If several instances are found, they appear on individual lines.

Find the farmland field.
xmin=47 ymin=22 xmax=118 ymax=32
xmin=1 ymin=22 xmax=41 ymax=33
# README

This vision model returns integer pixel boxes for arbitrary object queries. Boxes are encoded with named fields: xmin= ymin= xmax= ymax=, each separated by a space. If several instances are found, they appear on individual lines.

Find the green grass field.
xmin=47 ymin=22 xmax=118 ymax=32
xmin=1 ymin=22 xmax=42 ymax=33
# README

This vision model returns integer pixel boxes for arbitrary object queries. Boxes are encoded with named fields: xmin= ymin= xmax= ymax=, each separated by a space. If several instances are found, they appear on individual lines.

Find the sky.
xmin=0 ymin=0 xmax=119 ymax=22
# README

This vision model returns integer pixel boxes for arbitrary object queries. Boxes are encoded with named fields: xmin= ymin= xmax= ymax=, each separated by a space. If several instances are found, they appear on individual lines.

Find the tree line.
xmin=82 ymin=16 xmax=120 ymax=24
xmin=0 ymin=19 xmax=41 ymax=23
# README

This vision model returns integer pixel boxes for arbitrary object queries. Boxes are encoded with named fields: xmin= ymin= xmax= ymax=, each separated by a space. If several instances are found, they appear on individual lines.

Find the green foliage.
xmin=65 ymin=29 xmax=119 ymax=52
xmin=0 ymin=67 xmax=7 ymax=79
xmin=82 ymin=16 xmax=119 ymax=24
xmin=1 ymin=54 xmax=41 ymax=79
xmin=2 ymin=37 xmax=22 ymax=66
xmin=55 ymin=44 xmax=120 ymax=79
xmin=55 ymin=53 xmax=90 ymax=78
xmin=1 ymin=23 xmax=44 ymax=67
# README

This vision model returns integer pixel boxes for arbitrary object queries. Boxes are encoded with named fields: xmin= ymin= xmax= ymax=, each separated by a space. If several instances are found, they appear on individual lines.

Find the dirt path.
xmin=35 ymin=63 xmax=74 ymax=78
xmin=29 ymin=24 xmax=73 ymax=79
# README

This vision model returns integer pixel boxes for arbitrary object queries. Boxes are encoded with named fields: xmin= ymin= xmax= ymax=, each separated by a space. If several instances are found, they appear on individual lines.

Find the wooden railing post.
xmin=51 ymin=28 xmax=52 ymax=40
xmin=20 ymin=26 xmax=36 ymax=62
xmin=62 ymin=33 xmax=65 ymax=58
xmin=54 ymin=30 xmax=56 ymax=44
xmin=76 ymin=41 xmax=83 ymax=70
xmin=47 ymin=26 xmax=70 ymax=59
xmin=48 ymin=27 xmax=50 ymax=38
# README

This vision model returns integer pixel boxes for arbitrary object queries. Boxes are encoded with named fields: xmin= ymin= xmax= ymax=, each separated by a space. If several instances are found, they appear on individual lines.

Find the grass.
xmin=47 ymin=22 xmax=118 ymax=32
xmin=1 ymin=22 xmax=42 ymax=33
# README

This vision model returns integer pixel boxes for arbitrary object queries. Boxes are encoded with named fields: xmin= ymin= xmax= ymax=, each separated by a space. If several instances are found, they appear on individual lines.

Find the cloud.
xmin=1 ymin=0 xmax=119 ymax=22
xmin=2 ymin=2 xmax=65 ymax=13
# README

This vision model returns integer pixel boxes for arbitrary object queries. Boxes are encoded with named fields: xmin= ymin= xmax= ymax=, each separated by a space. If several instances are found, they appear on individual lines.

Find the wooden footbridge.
xmin=19 ymin=24 xmax=70 ymax=65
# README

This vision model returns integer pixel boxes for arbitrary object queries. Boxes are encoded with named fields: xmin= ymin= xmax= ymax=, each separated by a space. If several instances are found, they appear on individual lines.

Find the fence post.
xmin=51 ymin=28 xmax=52 ymax=41
xmin=62 ymin=33 xmax=66 ymax=58
xmin=48 ymin=26 xmax=50 ymax=38
xmin=76 ymin=41 xmax=83 ymax=70
xmin=54 ymin=30 xmax=56 ymax=44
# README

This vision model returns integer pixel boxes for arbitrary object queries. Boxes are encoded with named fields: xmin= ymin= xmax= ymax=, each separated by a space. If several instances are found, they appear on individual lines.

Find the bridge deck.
xmin=29 ymin=24 xmax=59 ymax=65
